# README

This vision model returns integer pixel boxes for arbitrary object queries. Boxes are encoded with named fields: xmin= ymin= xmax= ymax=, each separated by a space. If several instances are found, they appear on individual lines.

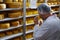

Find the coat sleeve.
xmin=33 ymin=24 xmax=39 ymax=39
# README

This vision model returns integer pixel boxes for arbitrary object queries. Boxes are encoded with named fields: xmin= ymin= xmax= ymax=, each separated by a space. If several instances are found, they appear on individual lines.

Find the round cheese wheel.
xmin=18 ymin=0 xmax=23 ymax=2
xmin=8 ymin=12 xmax=21 ymax=18
xmin=6 ymin=2 xmax=20 ymax=8
xmin=0 ymin=23 xmax=10 ymax=29
xmin=0 ymin=33 xmax=5 ymax=37
xmin=6 ymin=31 xmax=13 ymax=35
xmin=11 ymin=21 xmax=19 ymax=26
xmin=14 ymin=0 xmax=18 ymax=2
xmin=0 ymin=4 xmax=6 ymax=9
xmin=0 ymin=0 xmax=3 ymax=2
xmin=0 ymin=14 xmax=4 ymax=20
xmin=4 ymin=0 xmax=13 ymax=3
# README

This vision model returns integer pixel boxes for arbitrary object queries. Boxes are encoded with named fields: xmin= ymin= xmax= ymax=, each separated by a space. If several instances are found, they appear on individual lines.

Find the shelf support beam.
xmin=23 ymin=0 xmax=26 ymax=40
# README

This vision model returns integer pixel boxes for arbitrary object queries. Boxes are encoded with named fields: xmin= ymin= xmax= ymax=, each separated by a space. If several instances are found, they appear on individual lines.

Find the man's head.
xmin=37 ymin=3 xmax=52 ymax=20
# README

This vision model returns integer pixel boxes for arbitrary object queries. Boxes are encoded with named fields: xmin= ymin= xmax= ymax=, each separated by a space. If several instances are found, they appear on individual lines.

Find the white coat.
xmin=33 ymin=15 xmax=60 ymax=40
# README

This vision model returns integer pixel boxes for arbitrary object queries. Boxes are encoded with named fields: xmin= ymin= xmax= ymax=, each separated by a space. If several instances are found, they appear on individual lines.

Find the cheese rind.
xmin=0 ymin=33 xmax=5 ymax=37
xmin=0 ymin=14 xmax=4 ymax=20
xmin=4 ymin=0 xmax=13 ymax=3
xmin=6 ymin=31 xmax=13 ymax=35
xmin=0 ymin=23 xmax=10 ymax=29
xmin=7 ymin=2 xmax=20 ymax=8
xmin=8 ymin=12 xmax=21 ymax=18
xmin=11 ymin=21 xmax=19 ymax=26
xmin=0 ymin=4 xmax=6 ymax=9
xmin=0 ymin=0 xmax=3 ymax=2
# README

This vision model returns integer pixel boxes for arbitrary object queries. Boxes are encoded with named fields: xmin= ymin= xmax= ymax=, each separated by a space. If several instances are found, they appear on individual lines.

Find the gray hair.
xmin=37 ymin=3 xmax=51 ymax=14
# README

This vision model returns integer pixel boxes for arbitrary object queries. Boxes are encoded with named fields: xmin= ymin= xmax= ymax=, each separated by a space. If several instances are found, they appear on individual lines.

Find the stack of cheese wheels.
xmin=0 ymin=14 xmax=4 ymax=20
xmin=13 ymin=0 xmax=18 ymax=2
xmin=4 ymin=0 xmax=13 ymax=3
xmin=10 ymin=21 xmax=19 ymax=26
xmin=0 ymin=23 xmax=10 ymax=29
xmin=0 ymin=4 xmax=6 ymax=9
xmin=6 ymin=2 xmax=20 ymax=8
xmin=0 ymin=0 xmax=3 ymax=2
xmin=8 ymin=12 xmax=21 ymax=18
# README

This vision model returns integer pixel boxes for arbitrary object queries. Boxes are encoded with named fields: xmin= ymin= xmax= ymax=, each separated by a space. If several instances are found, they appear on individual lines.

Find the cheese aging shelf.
xmin=0 ymin=0 xmax=60 ymax=40
xmin=0 ymin=0 xmax=24 ymax=40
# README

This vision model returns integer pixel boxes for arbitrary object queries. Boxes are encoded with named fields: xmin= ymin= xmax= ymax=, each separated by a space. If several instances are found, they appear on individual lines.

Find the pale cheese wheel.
xmin=0 ymin=4 xmax=6 ymax=9
xmin=0 ymin=0 xmax=3 ymax=2
xmin=11 ymin=21 xmax=19 ymax=26
xmin=48 ymin=3 xmax=51 ymax=5
xmin=8 ymin=12 xmax=21 ymax=18
xmin=0 ymin=23 xmax=10 ymax=29
xmin=7 ymin=2 xmax=20 ymax=8
xmin=0 ymin=14 xmax=4 ymax=20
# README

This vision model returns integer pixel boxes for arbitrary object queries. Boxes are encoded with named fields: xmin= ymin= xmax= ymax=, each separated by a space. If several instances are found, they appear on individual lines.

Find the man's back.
xmin=34 ymin=15 xmax=60 ymax=40
xmin=45 ymin=15 xmax=60 ymax=40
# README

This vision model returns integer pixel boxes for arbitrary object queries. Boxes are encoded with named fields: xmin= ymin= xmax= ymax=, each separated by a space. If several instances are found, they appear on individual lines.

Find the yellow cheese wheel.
xmin=12 ymin=36 xmax=23 ymax=40
xmin=0 ymin=0 xmax=3 ymax=2
xmin=7 ymin=2 xmax=20 ymax=8
xmin=0 ymin=14 xmax=4 ymax=20
xmin=26 ymin=3 xmax=29 ymax=7
xmin=4 ymin=0 xmax=13 ymax=3
xmin=26 ymin=34 xmax=29 ymax=39
xmin=0 ymin=23 xmax=10 ymax=29
xmin=14 ymin=0 xmax=18 ymax=2
xmin=0 ymin=4 xmax=6 ymax=9
xmin=37 ymin=3 xmax=42 ymax=6
xmin=26 ymin=33 xmax=32 ymax=39
xmin=19 ymin=19 xmax=23 ymax=24
xmin=6 ymin=31 xmax=13 ymax=35
xmin=13 ymin=37 xmax=20 ymax=40
xmin=54 ymin=2 xmax=57 ymax=5
xmin=19 ymin=3 xmax=23 ymax=8
xmin=26 ymin=26 xmax=32 ymax=31
xmin=18 ymin=27 xmax=23 ymax=32
xmin=0 ymin=33 xmax=5 ymax=37
xmin=31 ymin=26 xmax=34 ymax=30
xmin=13 ymin=29 xmax=19 ymax=34
xmin=48 ymin=3 xmax=51 ymax=6
xmin=8 ymin=12 xmax=21 ymax=18
xmin=34 ymin=10 xmax=38 ymax=14
xmin=11 ymin=21 xmax=19 ymax=26
xmin=18 ymin=0 xmax=23 ymax=2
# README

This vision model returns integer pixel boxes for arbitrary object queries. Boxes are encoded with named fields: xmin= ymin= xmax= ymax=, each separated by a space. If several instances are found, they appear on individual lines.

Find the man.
xmin=33 ymin=3 xmax=60 ymax=40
